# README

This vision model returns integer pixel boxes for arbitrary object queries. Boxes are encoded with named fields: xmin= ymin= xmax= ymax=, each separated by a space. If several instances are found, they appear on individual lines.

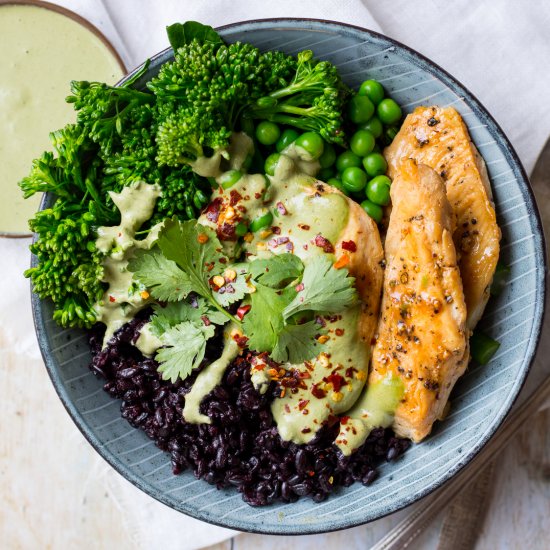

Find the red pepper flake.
xmin=304 ymin=361 xmax=314 ymax=372
xmin=340 ymin=415 xmax=350 ymax=425
xmin=301 ymin=427 xmax=311 ymax=434
xmin=299 ymin=371 xmax=311 ymax=379
xmin=284 ymin=404 xmax=291 ymax=413
xmin=335 ymin=328 xmax=345 ymax=337
xmin=229 ymin=190 xmax=242 ymax=206
xmin=271 ymin=226 xmax=281 ymax=235
xmin=298 ymin=399 xmax=310 ymax=411
xmin=326 ymin=372 xmax=345 ymax=392
xmin=201 ymin=315 xmax=211 ymax=326
xmin=109 ymin=295 xmax=116 ymax=303
xmin=295 ymin=282 xmax=304 ymax=292
xmin=311 ymin=384 xmax=326 ymax=399
xmin=314 ymin=234 xmax=335 ymax=253
xmin=315 ymin=316 xmax=326 ymax=328
xmin=345 ymin=367 xmax=355 ymax=378
xmin=254 ymin=192 xmax=262 ymax=199
xmin=216 ymin=222 xmax=237 ymax=242
xmin=298 ymin=223 xmax=310 ymax=230
xmin=341 ymin=240 xmax=357 ymax=252
xmin=276 ymin=201 xmax=288 ymax=215
xmin=197 ymin=233 xmax=209 ymax=244
xmin=236 ymin=304 xmax=251 ymax=320
xmin=268 ymin=236 xmax=289 ymax=248
xmin=233 ymin=334 xmax=249 ymax=348
xmin=204 ymin=197 xmax=222 ymax=223
xmin=307 ymin=470 xmax=315 ymax=477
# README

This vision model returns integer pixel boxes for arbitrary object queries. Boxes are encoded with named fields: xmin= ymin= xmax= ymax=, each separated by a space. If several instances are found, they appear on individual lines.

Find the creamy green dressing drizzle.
xmin=335 ymin=375 xmax=404 ymax=455
xmin=95 ymin=181 xmax=162 ymax=346
xmin=183 ymin=325 xmax=240 ymax=424
xmin=135 ymin=323 xmax=163 ymax=357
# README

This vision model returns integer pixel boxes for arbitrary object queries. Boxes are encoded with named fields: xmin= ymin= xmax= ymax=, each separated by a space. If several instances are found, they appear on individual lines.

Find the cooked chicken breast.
xmin=385 ymin=106 xmax=501 ymax=330
xmin=369 ymin=161 xmax=469 ymax=442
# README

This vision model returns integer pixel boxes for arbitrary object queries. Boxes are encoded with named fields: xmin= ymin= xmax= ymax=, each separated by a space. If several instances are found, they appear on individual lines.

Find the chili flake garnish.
xmin=341 ymin=240 xmax=357 ymax=252
xmin=276 ymin=201 xmax=288 ymax=215
xmin=314 ymin=234 xmax=335 ymax=253
xmin=311 ymin=384 xmax=326 ymax=399
xmin=333 ymin=254 xmax=350 ymax=269
xmin=236 ymin=304 xmax=251 ymax=320
xmin=298 ymin=399 xmax=310 ymax=411
xmin=326 ymin=372 xmax=345 ymax=392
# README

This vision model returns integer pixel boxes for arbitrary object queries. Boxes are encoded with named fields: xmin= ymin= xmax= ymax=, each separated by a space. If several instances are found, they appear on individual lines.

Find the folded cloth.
xmin=3 ymin=1 xmax=550 ymax=549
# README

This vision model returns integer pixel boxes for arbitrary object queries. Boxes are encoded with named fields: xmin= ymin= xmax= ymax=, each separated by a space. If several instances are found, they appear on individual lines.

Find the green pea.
xmin=348 ymin=95 xmax=375 ymax=124
xmin=276 ymin=128 xmax=300 ymax=152
xmin=219 ymin=169 xmax=242 ymax=189
xmin=265 ymin=153 xmax=281 ymax=176
xmin=249 ymin=211 xmax=274 ymax=232
xmin=377 ymin=98 xmax=402 ymax=125
xmin=295 ymin=132 xmax=324 ymax=160
xmin=366 ymin=175 xmax=391 ymax=206
xmin=256 ymin=121 xmax=281 ymax=145
xmin=358 ymin=79 xmax=385 ymax=105
xmin=318 ymin=167 xmax=336 ymax=181
xmin=350 ymin=129 xmax=375 ymax=157
xmin=336 ymin=150 xmax=362 ymax=173
xmin=235 ymin=222 xmax=249 ymax=237
xmin=342 ymin=167 xmax=368 ymax=193
xmin=360 ymin=116 xmax=383 ymax=139
xmin=326 ymin=177 xmax=344 ymax=192
xmin=361 ymin=199 xmax=384 ymax=223
xmin=319 ymin=143 xmax=337 ymax=168
xmin=362 ymin=152 xmax=388 ymax=177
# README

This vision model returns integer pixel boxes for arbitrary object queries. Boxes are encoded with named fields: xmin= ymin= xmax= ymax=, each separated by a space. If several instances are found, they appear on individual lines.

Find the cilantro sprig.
xmin=129 ymin=219 xmax=358 ymax=380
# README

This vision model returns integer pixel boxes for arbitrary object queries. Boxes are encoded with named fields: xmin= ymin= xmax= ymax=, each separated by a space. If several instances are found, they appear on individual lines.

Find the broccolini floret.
xmin=244 ymin=50 xmax=350 ymax=145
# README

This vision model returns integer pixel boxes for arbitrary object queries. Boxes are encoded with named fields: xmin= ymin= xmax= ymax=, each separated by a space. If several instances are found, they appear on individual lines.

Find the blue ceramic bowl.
xmin=32 ymin=19 xmax=546 ymax=534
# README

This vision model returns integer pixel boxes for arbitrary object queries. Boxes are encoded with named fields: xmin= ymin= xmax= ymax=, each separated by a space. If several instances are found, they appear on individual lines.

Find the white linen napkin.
xmin=2 ymin=1 xmax=550 ymax=549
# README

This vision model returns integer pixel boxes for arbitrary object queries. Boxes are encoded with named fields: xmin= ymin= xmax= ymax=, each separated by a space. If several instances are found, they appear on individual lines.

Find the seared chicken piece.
xmin=369 ymin=161 xmax=469 ymax=442
xmin=385 ymin=106 xmax=501 ymax=330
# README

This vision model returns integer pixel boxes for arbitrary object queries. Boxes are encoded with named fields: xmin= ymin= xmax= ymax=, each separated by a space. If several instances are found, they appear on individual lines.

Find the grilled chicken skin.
xmin=384 ymin=106 xmax=501 ymax=330
xmin=369 ymin=161 xmax=469 ymax=442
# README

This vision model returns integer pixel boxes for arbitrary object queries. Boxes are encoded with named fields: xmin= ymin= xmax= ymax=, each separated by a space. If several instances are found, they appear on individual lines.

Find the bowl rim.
xmin=31 ymin=17 xmax=547 ymax=535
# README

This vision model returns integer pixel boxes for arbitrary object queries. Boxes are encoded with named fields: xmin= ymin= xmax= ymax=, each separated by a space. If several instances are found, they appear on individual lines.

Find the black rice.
xmin=88 ymin=316 xmax=410 ymax=506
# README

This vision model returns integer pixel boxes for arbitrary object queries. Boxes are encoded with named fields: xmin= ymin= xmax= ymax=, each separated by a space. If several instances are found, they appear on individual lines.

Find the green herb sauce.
xmin=0 ymin=4 xmax=123 ymax=234
xmin=95 ymin=181 xmax=162 ymax=346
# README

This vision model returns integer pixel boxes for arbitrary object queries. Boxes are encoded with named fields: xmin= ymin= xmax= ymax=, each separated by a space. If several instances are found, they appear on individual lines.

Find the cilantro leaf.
xmin=248 ymin=254 xmax=304 ymax=288
xmin=150 ymin=298 xmax=227 ymax=336
xmin=271 ymin=321 xmax=325 ymax=364
xmin=155 ymin=321 xmax=215 ymax=383
xmin=213 ymin=272 xmax=250 ymax=307
xmin=128 ymin=248 xmax=193 ymax=301
xmin=283 ymin=255 xmax=357 ymax=319
xmin=158 ymin=219 xmax=226 ymax=300
xmin=243 ymin=284 xmax=295 ymax=352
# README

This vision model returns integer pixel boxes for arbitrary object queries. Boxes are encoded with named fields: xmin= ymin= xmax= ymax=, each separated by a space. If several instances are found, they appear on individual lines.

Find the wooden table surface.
xmin=1 ymin=148 xmax=549 ymax=550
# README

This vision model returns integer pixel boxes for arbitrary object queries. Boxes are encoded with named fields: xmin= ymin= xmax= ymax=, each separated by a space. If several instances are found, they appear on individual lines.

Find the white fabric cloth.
xmin=2 ymin=1 xmax=550 ymax=549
